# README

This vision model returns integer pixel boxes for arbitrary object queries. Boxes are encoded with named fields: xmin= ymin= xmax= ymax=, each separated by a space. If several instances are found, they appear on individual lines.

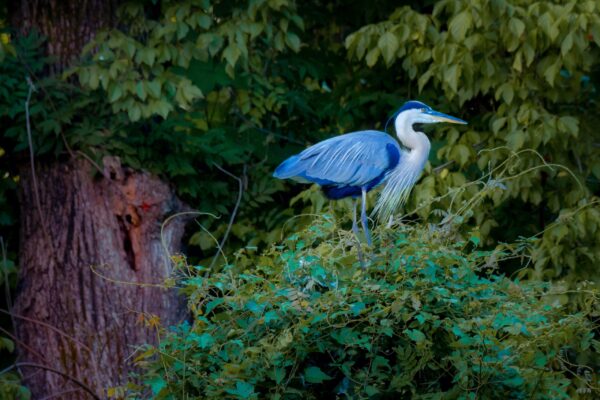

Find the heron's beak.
xmin=425 ymin=110 xmax=468 ymax=124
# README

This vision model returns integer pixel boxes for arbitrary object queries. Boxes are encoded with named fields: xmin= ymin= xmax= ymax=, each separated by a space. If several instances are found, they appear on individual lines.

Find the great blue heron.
xmin=273 ymin=100 xmax=467 ymax=245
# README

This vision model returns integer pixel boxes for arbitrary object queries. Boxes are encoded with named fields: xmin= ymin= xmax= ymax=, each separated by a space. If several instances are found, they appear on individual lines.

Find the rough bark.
xmin=8 ymin=0 xmax=119 ymax=73
xmin=13 ymin=157 xmax=189 ymax=399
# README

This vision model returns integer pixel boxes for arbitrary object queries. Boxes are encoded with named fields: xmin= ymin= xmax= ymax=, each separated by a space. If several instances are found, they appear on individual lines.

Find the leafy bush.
xmin=128 ymin=216 xmax=598 ymax=399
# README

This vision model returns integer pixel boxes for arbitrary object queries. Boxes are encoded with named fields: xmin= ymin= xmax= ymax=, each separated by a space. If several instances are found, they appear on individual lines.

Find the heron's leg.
xmin=361 ymin=188 xmax=372 ymax=246
xmin=352 ymin=198 xmax=360 ymax=239
xmin=352 ymin=197 xmax=366 ymax=270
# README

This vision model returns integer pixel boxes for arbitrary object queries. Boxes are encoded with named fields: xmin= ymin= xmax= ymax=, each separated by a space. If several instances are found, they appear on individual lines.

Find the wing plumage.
xmin=274 ymin=131 xmax=401 ymax=198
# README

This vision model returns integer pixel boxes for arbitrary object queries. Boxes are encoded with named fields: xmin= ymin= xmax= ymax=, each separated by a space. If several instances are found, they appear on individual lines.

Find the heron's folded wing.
xmin=296 ymin=131 xmax=400 ymax=187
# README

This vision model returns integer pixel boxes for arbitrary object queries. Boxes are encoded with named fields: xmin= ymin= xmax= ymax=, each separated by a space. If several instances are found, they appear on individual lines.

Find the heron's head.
xmin=386 ymin=100 xmax=467 ymax=131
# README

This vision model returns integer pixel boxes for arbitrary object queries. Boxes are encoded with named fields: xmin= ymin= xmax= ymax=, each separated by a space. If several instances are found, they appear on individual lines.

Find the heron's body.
xmin=273 ymin=100 xmax=466 ymax=245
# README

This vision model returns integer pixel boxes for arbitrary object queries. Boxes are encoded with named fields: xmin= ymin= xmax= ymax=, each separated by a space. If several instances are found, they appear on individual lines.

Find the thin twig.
xmin=0 ymin=238 xmax=23 ymax=390
xmin=24 ymin=78 xmax=59 ymax=270
xmin=76 ymin=150 xmax=109 ymax=179
xmin=0 ymin=325 xmax=47 ymax=364
xmin=0 ymin=309 xmax=94 ymax=356
xmin=0 ymin=237 xmax=13 ymax=319
xmin=209 ymin=163 xmax=246 ymax=270
xmin=159 ymin=211 xmax=219 ymax=265
xmin=433 ymin=160 xmax=455 ymax=173
xmin=7 ymin=362 xmax=101 ymax=400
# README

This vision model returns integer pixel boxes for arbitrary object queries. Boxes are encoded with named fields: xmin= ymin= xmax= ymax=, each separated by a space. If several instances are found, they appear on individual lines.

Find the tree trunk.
xmin=13 ymin=157 xmax=189 ymax=399
xmin=7 ymin=1 xmax=192 ymax=398
xmin=8 ymin=0 xmax=119 ymax=73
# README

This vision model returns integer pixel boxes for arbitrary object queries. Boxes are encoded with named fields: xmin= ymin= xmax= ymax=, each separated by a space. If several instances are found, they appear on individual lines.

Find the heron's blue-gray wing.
xmin=274 ymin=130 xmax=401 ymax=188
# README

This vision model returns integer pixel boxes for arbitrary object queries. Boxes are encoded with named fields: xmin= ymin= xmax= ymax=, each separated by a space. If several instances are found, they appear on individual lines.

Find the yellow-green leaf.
xmin=378 ymin=32 xmax=399 ymax=65
xmin=449 ymin=10 xmax=472 ymax=41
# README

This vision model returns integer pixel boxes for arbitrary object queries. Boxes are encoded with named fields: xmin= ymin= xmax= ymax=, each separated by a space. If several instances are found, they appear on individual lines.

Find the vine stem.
xmin=209 ymin=163 xmax=246 ymax=270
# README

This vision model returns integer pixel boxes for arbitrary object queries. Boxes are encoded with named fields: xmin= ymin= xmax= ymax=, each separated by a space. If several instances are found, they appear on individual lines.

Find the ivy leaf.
xmin=304 ymin=366 xmax=333 ymax=383
xmin=225 ymin=381 xmax=255 ymax=399
xmin=195 ymin=333 xmax=215 ymax=349
xmin=148 ymin=376 xmax=167 ymax=395
xmin=404 ymin=329 xmax=426 ymax=343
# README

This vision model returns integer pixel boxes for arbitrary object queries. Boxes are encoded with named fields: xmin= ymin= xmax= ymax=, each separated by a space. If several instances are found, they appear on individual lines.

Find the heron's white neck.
xmin=394 ymin=110 xmax=431 ymax=169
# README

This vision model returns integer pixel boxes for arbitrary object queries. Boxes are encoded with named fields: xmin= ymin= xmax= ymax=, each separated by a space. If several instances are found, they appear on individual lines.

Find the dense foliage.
xmin=125 ymin=217 xmax=598 ymax=399
xmin=1 ymin=0 xmax=599 ymax=398
xmin=345 ymin=0 xmax=600 ymax=284
xmin=1 ymin=0 xmax=598 ymax=276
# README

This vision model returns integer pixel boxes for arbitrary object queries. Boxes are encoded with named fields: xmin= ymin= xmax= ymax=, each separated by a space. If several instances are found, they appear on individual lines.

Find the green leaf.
xmin=365 ymin=47 xmax=380 ymax=67
xmin=155 ymin=100 xmax=172 ymax=119
xmin=591 ymin=23 xmax=600 ymax=47
xmin=543 ymin=58 xmax=561 ymax=86
xmin=108 ymin=84 xmax=123 ymax=103
xmin=0 ymin=336 xmax=14 ymax=352
xmin=492 ymin=117 xmax=507 ymax=133
xmin=147 ymin=80 xmax=161 ymax=98
xmin=377 ymin=32 xmax=399 ymax=66
xmin=561 ymin=32 xmax=574 ymax=56
xmin=223 ymin=44 xmax=242 ymax=67
xmin=502 ymin=84 xmax=514 ymax=105
xmin=451 ymin=144 xmax=470 ymax=166
xmin=226 ymin=381 xmax=255 ymax=399
xmin=304 ymin=366 xmax=333 ymax=383
xmin=148 ymin=376 xmax=167 ymax=395
xmin=539 ymin=13 xmax=559 ymax=41
xmin=198 ymin=14 xmax=212 ymax=29
xmin=444 ymin=64 xmax=459 ymax=93
xmin=196 ymin=333 xmax=215 ymax=349
xmin=285 ymin=32 xmax=301 ymax=52
xmin=136 ymin=81 xmax=147 ymax=101
xmin=558 ymin=116 xmax=578 ymax=137
xmin=418 ymin=70 xmax=433 ymax=92
xmin=449 ymin=11 xmax=472 ymax=41
xmin=128 ymin=104 xmax=142 ymax=122
xmin=405 ymin=328 xmax=426 ymax=343
xmin=506 ymin=130 xmax=525 ymax=150
xmin=509 ymin=18 xmax=525 ymax=38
